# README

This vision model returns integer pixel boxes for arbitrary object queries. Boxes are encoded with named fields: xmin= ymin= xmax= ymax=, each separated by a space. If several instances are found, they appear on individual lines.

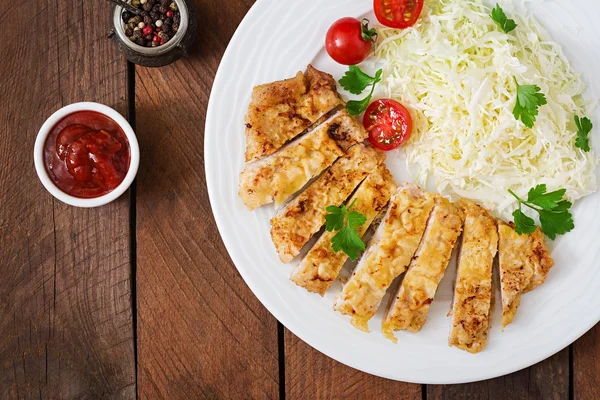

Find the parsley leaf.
xmin=325 ymin=199 xmax=367 ymax=261
xmin=339 ymin=67 xmax=383 ymax=116
xmin=574 ymin=115 xmax=593 ymax=152
xmin=513 ymin=78 xmax=547 ymax=128
xmin=491 ymin=4 xmax=517 ymax=33
xmin=526 ymin=184 xmax=566 ymax=210
xmin=331 ymin=225 xmax=366 ymax=261
xmin=509 ymin=186 xmax=574 ymax=239
xmin=512 ymin=209 xmax=537 ymax=235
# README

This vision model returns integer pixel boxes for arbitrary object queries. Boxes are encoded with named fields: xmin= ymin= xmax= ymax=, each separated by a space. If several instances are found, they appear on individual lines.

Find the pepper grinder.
xmin=108 ymin=0 xmax=197 ymax=67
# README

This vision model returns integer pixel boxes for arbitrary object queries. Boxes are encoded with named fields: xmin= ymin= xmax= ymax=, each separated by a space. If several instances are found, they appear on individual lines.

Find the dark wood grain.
xmin=134 ymin=0 xmax=280 ymax=398
xmin=285 ymin=330 xmax=422 ymax=400
xmin=428 ymin=348 xmax=569 ymax=400
xmin=0 ymin=0 xmax=135 ymax=398
xmin=574 ymin=326 xmax=600 ymax=400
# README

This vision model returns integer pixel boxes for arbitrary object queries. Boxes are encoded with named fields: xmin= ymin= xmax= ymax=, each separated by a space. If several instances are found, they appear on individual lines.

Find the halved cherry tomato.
xmin=363 ymin=99 xmax=412 ymax=151
xmin=326 ymin=18 xmax=377 ymax=65
xmin=374 ymin=0 xmax=424 ymax=29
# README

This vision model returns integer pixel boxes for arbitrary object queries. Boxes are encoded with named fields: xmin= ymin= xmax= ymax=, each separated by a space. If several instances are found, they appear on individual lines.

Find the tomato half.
xmin=374 ymin=0 xmax=424 ymax=29
xmin=325 ymin=18 xmax=377 ymax=65
xmin=363 ymin=99 xmax=412 ymax=151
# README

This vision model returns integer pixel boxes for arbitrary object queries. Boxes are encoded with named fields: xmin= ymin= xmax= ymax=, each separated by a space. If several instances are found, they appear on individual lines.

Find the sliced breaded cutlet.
xmin=270 ymin=144 xmax=384 ymax=263
xmin=290 ymin=164 xmax=397 ymax=295
xmin=382 ymin=196 xmax=464 ymax=341
xmin=333 ymin=184 xmax=436 ymax=332
xmin=497 ymin=221 xmax=554 ymax=330
xmin=449 ymin=199 xmax=498 ymax=354
xmin=239 ymin=110 xmax=368 ymax=210
xmin=244 ymin=65 xmax=344 ymax=162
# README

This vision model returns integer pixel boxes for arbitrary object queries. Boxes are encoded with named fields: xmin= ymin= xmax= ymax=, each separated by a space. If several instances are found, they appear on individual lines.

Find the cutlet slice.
xmin=497 ymin=221 xmax=554 ymax=330
xmin=290 ymin=164 xmax=397 ymax=295
xmin=238 ymin=110 xmax=367 ymax=210
xmin=449 ymin=200 xmax=498 ymax=354
xmin=382 ymin=196 xmax=464 ymax=341
xmin=270 ymin=144 xmax=384 ymax=263
xmin=244 ymin=65 xmax=344 ymax=162
xmin=333 ymin=184 xmax=436 ymax=332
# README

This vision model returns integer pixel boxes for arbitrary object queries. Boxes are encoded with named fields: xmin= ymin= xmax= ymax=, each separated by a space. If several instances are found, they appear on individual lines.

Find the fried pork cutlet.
xmin=238 ymin=110 xmax=367 ymax=210
xmin=333 ymin=184 xmax=435 ymax=332
xmin=497 ymin=221 xmax=554 ymax=330
xmin=289 ymin=164 xmax=397 ymax=295
xmin=449 ymin=200 xmax=498 ymax=354
xmin=270 ymin=144 xmax=384 ymax=263
xmin=244 ymin=65 xmax=344 ymax=162
xmin=382 ymin=196 xmax=464 ymax=341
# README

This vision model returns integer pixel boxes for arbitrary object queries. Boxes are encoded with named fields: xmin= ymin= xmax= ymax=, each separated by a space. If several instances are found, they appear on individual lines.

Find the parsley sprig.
xmin=325 ymin=199 xmax=367 ymax=260
xmin=513 ymin=78 xmax=547 ymax=128
xmin=509 ymin=184 xmax=574 ymax=240
xmin=491 ymin=4 xmax=517 ymax=33
xmin=338 ymin=66 xmax=383 ymax=116
xmin=574 ymin=115 xmax=593 ymax=152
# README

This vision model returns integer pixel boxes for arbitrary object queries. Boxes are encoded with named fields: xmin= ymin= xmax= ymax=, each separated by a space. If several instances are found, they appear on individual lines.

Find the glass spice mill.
xmin=108 ymin=0 xmax=197 ymax=67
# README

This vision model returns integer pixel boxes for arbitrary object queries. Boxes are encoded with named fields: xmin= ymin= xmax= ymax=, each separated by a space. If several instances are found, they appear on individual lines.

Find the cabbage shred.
xmin=373 ymin=0 xmax=596 ymax=218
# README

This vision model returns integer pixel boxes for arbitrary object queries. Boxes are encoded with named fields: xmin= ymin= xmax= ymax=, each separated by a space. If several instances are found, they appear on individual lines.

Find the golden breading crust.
xmin=238 ymin=110 xmax=368 ymax=210
xmin=270 ymin=145 xmax=384 ymax=263
xmin=497 ymin=221 xmax=554 ymax=329
xmin=289 ymin=165 xmax=397 ymax=295
xmin=382 ymin=196 xmax=464 ymax=341
xmin=333 ymin=184 xmax=436 ymax=332
xmin=448 ymin=199 xmax=498 ymax=354
xmin=244 ymin=65 xmax=344 ymax=162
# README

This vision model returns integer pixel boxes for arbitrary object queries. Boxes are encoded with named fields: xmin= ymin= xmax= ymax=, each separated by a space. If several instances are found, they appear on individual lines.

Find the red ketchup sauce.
xmin=44 ymin=111 xmax=131 ymax=199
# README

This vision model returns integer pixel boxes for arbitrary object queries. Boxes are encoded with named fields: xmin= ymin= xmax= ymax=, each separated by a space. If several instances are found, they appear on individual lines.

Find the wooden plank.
xmin=0 ymin=0 xmax=135 ymax=398
xmin=285 ymin=330 xmax=422 ymax=400
xmin=428 ymin=348 xmax=569 ymax=400
xmin=134 ymin=1 xmax=279 ymax=398
xmin=574 ymin=325 xmax=599 ymax=400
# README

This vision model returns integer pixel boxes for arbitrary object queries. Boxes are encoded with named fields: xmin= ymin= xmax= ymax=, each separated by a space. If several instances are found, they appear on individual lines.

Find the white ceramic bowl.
xmin=34 ymin=102 xmax=140 ymax=207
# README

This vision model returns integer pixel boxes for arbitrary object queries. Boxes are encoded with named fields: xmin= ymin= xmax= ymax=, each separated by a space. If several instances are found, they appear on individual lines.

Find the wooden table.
xmin=1 ymin=1 xmax=598 ymax=398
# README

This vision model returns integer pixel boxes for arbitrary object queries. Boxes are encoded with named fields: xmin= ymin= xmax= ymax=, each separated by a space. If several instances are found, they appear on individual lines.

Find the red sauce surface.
xmin=44 ymin=111 xmax=131 ymax=198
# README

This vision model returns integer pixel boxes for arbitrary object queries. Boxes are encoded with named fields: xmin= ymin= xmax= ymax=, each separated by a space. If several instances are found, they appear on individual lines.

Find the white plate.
xmin=205 ymin=0 xmax=600 ymax=384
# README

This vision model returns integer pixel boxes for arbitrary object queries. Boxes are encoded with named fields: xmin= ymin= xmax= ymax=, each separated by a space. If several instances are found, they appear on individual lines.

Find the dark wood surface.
xmin=0 ymin=0 xmax=597 ymax=399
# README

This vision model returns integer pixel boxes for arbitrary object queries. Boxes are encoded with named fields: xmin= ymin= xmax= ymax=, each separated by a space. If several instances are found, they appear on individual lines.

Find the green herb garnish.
xmin=339 ymin=66 xmax=383 ymax=116
xmin=509 ymin=184 xmax=574 ymax=240
xmin=325 ymin=199 xmax=367 ymax=260
xmin=513 ymin=78 xmax=547 ymax=128
xmin=491 ymin=4 xmax=517 ymax=33
xmin=574 ymin=115 xmax=593 ymax=152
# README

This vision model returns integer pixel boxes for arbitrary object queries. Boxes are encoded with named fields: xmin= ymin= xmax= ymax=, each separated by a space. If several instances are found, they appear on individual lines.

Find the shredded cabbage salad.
xmin=373 ymin=0 xmax=597 ymax=218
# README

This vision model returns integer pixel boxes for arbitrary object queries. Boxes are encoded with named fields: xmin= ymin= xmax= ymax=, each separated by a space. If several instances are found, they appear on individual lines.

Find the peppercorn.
xmin=122 ymin=11 xmax=132 ymax=22
xmin=172 ymin=22 xmax=178 ymax=33
xmin=128 ymin=22 xmax=137 ymax=30
xmin=169 ymin=2 xmax=177 ymax=11
xmin=158 ymin=31 xmax=169 ymax=42
xmin=173 ymin=14 xmax=180 ymax=24
xmin=161 ymin=0 xmax=170 ymax=6
xmin=143 ymin=2 xmax=152 ymax=11
xmin=155 ymin=19 xmax=163 ymax=27
xmin=151 ymin=40 xmax=159 ymax=47
xmin=143 ymin=25 xmax=153 ymax=35
xmin=158 ymin=6 xmax=168 ymax=14
xmin=125 ymin=27 xmax=133 ymax=37
xmin=150 ymin=11 xmax=159 ymax=20
xmin=152 ymin=4 xmax=160 ymax=12
xmin=135 ymin=37 xmax=145 ymax=46
xmin=148 ymin=0 xmax=156 ymax=4
xmin=164 ymin=17 xmax=172 ymax=25
xmin=144 ymin=33 xmax=153 ymax=41
xmin=161 ymin=23 xmax=170 ymax=33
xmin=133 ymin=15 xmax=142 ymax=24
xmin=130 ymin=30 xmax=141 ymax=41
xmin=143 ymin=15 xmax=152 ymax=25
xmin=131 ymin=0 xmax=141 ymax=7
